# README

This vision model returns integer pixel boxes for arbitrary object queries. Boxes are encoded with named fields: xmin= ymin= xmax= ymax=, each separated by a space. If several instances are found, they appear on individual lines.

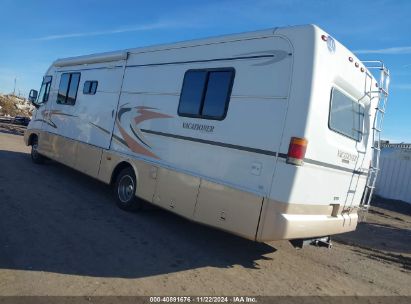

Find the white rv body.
xmin=25 ymin=25 xmax=381 ymax=241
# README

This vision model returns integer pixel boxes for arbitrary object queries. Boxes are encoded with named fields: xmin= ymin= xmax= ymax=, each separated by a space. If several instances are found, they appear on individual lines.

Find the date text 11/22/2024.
xmin=149 ymin=296 xmax=257 ymax=303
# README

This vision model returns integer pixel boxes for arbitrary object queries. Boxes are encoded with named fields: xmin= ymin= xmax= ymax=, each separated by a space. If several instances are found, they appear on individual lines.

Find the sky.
xmin=0 ymin=0 xmax=410 ymax=142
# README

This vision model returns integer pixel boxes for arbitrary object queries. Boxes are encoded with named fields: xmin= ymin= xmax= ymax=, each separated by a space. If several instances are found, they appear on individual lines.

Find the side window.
xmin=37 ymin=75 xmax=52 ymax=103
xmin=202 ymin=71 xmax=234 ymax=118
xmin=178 ymin=68 xmax=235 ymax=120
xmin=83 ymin=80 xmax=98 ymax=95
xmin=57 ymin=72 xmax=81 ymax=105
xmin=83 ymin=81 xmax=98 ymax=95
xmin=329 ymin=88 xmax=364 ymax=141
xmin=178 ymin=71 xmax=207 ymax=116
xmin=57 ymin=74 xmax=70 ymax=104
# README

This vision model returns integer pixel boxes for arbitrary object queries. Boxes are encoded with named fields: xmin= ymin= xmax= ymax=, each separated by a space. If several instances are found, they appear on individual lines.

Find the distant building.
xmin=375 ymin=142 xmax=411 ymax=204
xmin=380 ymin=140 xmax=411 ymax=150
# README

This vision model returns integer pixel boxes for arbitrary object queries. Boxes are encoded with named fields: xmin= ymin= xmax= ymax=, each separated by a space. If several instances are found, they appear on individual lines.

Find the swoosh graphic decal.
xmin=38 ymin=109 xmax=78 ymax=129
xmin=116 ymin=116 xmax=159 ymax=159
xmin=115 ymin=105 xmax=173 ymax=159
xmin=130 ymin=124 xmax=151 ymax=149
xmin=238 ymin=50 xmax=290 ymax=66
xmin=112 ymin=134 xmax=128 ymax=147
xmin=88 ymin=122 xmax=111 ymax=135
xmin=118 ymin=107 xmax=132 ymax=120
xmin=33 ymin=119 xmax=57 ymax=129
xmin=134 ymin=106 xmax=173 ymax=124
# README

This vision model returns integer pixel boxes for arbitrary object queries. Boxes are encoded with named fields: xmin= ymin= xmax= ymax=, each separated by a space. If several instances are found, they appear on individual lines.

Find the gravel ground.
xmin=0 ymin=128 xmax=410 ymax=296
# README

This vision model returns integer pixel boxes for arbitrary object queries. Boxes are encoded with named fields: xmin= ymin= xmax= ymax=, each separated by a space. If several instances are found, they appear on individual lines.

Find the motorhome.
xmin=25 ymin=24 xmax=389 ymax=245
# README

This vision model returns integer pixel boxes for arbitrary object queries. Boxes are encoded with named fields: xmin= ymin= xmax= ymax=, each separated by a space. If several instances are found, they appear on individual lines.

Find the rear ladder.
xmin=359 ymin=60 xmax=390 ymax=219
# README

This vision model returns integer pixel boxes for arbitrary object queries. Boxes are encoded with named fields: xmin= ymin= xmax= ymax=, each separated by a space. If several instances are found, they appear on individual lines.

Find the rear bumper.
xmin=256 ymin=199 xmax=358 ymax=241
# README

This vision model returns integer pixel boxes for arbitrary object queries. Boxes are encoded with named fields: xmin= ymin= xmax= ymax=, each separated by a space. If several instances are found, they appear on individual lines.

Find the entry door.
xmin=44 ymin=72 xmax=80 ymax=167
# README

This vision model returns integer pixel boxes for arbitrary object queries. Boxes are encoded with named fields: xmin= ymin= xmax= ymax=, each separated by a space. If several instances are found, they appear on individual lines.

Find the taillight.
xmin=286 ymin=137 xmax=308 ymax=166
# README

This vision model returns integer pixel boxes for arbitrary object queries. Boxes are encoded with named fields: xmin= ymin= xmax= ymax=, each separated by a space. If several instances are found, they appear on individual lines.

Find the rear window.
xmin=329 ymin=88 xmax=364 ymax=141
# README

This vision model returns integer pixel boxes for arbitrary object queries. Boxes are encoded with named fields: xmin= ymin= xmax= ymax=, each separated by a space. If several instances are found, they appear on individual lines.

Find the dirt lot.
xmin=0 ymin=127 xmax=410 ymax=296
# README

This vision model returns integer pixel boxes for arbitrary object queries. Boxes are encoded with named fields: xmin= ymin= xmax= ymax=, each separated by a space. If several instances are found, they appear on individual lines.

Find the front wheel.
xmin=114 ymin=167 xmax=142 ymax=211
xmin=31 ymin=138 xmax=45 ymax=164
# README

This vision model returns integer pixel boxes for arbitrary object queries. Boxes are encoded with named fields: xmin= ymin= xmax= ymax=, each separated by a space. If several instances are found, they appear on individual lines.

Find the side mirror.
xmin=28 ymin=89 xmax=39 ymax=108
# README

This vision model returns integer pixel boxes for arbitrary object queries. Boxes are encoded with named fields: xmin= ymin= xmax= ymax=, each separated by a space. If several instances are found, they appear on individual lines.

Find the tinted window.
xmin=67 ymin=73 xmax=80 ymax=105
xmin=329 ymin=88 xmax=364 ymax=141
xmin=43 ymin=82 xmax=51 ymax=102
xmin=178 ymin=68 xmax=234 ymax=120
xmin=37 ymin=76 xmax=52 ymax=103
xmin=83 ymin=81 xmax=91 ymax=94
xmin=57 ymin=73 xmax=81 ymax=105
xmin=178 ymin=71 xmax=207 ymax=115
xmin=57 ymin=74 xmax=70 ymax=104
xmin=83 ymin=80 xmax=98 ymax=95
xmin=90 ymin=81 xmax=98 ymax=94
xmin=202 ymin=71 xmax=233 ymax=118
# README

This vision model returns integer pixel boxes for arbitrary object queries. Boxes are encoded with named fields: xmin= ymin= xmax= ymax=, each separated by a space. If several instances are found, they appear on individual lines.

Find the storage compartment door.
xmin=153 ymin=168 xmax=200 ymax=219
xmin=194 ymin=180 xmax=263 ymax=240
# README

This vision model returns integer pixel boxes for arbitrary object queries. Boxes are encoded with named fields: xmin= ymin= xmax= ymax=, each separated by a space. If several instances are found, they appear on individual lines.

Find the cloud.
xmin=32 ymin=21 xmax=181 ymax=41
xmin=354 ymin=46 xmax=411 ymax=55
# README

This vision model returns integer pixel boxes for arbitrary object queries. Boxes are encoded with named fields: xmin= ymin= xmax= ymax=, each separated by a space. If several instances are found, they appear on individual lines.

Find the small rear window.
xmin=329 ymin=88 xmax=364 ymax=141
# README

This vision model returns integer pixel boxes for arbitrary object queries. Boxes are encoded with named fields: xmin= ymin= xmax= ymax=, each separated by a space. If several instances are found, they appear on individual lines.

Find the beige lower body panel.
xmin=256 ymin=199 xmax=358 ymax=242
xmin=26 ymin=129 xmax=100 ymax=178
xmin=75 ymin=143 xmax=102 ymax=177
xmin=25 ymin=129 xmax=360 ymax=242
xmin=55 ymin=135 xmax=78 ymax=167
xmin=194 ymin=180 xmax=263 ymax=240
xmin=100 ymin=148 xmax=359 ymax=241
xmin=153 ymin=168 xmax=200 ymax=219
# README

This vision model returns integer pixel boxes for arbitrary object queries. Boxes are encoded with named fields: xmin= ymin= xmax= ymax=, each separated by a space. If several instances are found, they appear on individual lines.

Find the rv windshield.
xmin=36 ymin=76 xmax=52 ymax=105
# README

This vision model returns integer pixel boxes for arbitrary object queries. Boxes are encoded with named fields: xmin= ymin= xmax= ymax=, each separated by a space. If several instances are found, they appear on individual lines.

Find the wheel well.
xmin=28 ymin=133 xmax=38 ymax=146
xmin=110 ymin=161 xmax=134 ymax=185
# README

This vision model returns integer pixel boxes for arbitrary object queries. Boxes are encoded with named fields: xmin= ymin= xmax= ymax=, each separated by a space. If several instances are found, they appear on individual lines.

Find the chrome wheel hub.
xmin=118 ymin=175 xmax=135 ymax=203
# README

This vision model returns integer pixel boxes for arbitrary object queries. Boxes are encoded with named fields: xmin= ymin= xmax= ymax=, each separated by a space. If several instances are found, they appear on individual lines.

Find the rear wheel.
xmin=114 ymin=167 xmax=142 ymax=211
xmin=31 ymin=137 xmax=45 ymax=164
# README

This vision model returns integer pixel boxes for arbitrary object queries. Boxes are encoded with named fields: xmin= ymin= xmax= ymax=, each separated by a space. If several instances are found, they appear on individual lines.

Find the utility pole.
xmin=13 ymin=77 xmax=17 ymax=96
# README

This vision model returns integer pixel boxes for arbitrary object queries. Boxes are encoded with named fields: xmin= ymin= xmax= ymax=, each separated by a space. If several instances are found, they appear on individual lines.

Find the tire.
xmin=114 ymin=167 xmax=142 ymax=211
xmin=31 ymin=137 xmax=45 ymax=164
